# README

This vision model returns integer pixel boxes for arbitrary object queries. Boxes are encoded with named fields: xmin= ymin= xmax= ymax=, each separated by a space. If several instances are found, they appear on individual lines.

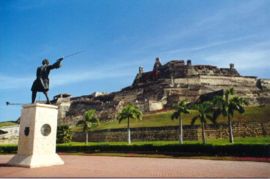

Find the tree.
xmin=213 ymin=88 xmax=248 ymax=143
xmin=76 ymin=109 xmax=99 ymax=144
xmin=191 ymin=102 xmax=216 ymax=144
xmin=117 ymin=104 xmax=142 ymax=144
xmin=171 ymin=100 xmax=189 ymax=144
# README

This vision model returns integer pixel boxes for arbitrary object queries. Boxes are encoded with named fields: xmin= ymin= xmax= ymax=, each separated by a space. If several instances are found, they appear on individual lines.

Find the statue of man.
xmin=31 ymin=58 xmax=63 ymax=104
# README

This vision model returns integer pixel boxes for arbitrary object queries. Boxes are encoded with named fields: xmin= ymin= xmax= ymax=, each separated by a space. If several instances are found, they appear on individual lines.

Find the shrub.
xmin=56 ymin=144 xmax=270 ymax=157
xmin=1 ymin=143 xmax=269 ymax=157
xmin=57 ymin=125 xmax=73 ymax=143
xmin=0 ymin=145 xmax=17 ymax=154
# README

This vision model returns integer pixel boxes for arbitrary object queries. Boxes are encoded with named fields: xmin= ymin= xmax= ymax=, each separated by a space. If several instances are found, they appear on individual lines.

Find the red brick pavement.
xmin=0 ymin=154 xmax=269 ymax=177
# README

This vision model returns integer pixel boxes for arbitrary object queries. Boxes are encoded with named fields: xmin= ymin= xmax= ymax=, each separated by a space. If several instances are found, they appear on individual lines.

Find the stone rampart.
xmin=73 ymin=126 xmax=198 ymax=142
xmin=72 ymin=122 xmax=270 ymax=142
xmin=163 ymin=75 xmax=263 ymax=106
xmin=261 ymin=79 xmax=270 ymax=90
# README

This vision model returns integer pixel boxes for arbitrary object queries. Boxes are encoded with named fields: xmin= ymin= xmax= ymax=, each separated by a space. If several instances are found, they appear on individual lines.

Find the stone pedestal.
xmin=8 ymin=103 xmax=64 ymax=168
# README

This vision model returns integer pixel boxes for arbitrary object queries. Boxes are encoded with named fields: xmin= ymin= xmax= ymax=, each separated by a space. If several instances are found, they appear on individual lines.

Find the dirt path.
xmin=0 ymin=154 xmax=269 ymax=177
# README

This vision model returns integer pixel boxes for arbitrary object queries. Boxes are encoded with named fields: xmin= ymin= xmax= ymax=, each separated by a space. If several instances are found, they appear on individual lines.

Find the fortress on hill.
xmin=56 ymin=58 xmax=270 ymax=125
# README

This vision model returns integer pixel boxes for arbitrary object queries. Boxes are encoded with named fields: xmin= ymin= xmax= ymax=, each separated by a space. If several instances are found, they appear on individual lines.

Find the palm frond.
xmin=171 ymin=100 xmax=190 ymax=121
xmin=212 ymin=109 xmax=221 ymax=120
xmin=117 ymin=114 xmax=126 ymax=123
xmin=183 ymin=108 xmax=189 ymax=114
xmin=171 ymin=112 xmax=179 ymax=120
xmin=76 ymin=120 xmax=86 ymax=126
xmin=77 ymin=109 xmax=100 ymax=132
xmin=191 ymin=116 xmax=199 ymax=126
xmin=117 ymin=103 xmax=143 ymax=123
xmin=206 ymin=114 xmax=217 ymax=125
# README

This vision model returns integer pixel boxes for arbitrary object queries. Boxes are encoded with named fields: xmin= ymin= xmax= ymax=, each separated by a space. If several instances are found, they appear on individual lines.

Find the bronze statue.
xmin=31 ymin=58 xmax=63 ymax=104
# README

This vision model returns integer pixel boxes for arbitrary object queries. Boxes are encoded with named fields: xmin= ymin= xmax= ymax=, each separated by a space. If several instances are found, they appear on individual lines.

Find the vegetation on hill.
xmin=171 ymin=100 xmax=189 ymax=144
xmin=76 ymin=109 xmax=99 ymax=144
xmin=0 ymin=121 xmax=17 ymax=128
xmin=212 ymin=88 xmax=248 ymax=143
xmin=117 ymin=104 xmax=143 ymax=144
xmin=73 ymin=105 xmax=270 ymax=132
xmin=191 ymin=102 xmax=216 ymax=144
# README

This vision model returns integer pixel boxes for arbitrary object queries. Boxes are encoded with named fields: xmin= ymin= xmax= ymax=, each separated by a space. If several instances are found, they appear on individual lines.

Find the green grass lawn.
xmin=1 ymin=136 xmax=269 ymax=148
xmin=73 ymin=105 xmax=270 ymax=132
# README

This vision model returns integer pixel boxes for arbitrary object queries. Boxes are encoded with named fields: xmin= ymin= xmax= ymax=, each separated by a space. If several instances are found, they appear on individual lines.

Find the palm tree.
xmin=117 ymin=103 xmax=142 ymax=144
xmin=171 ymin=100 xmax=189 ymax=144
xmin=213 ymin=88 xmax=248 ymax=143
xmin=191 ymin=102 xmax=216 ymax=144
xmin=76 ymin=109 xmax=99 ymax=144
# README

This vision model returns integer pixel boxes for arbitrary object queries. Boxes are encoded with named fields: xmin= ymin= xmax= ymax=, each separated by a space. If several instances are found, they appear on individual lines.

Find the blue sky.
xmin=0 ymin=0 xmax=269 ymax=122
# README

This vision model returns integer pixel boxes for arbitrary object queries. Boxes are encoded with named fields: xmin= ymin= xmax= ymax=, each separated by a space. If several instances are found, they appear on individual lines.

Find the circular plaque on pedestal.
xmin=41 ymin=124 xmax=51 ymax=136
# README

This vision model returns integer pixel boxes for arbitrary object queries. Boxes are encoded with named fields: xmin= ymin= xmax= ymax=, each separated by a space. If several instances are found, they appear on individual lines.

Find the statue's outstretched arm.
xmin=49 ymin=58 xmax=64 ymax=70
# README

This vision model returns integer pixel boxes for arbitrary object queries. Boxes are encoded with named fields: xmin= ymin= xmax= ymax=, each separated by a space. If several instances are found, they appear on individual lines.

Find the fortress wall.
xmin=256 ymin=79 xmax=270 ymax=104
xmin=73 ymin=126 xmax=199 ymax=142
xmin=199 ymin=76 xmax=258 ymax=95
xmin=173 ymin=76 xmax=257 ymax=90
xmin=114 ymin=89 xmax=142 ymax=102
xmin=57 ymin=101 xmax=71 ymax=120
xmin=164 ymin=88 xmax=200 ymax=106
xmin=170 ymin=77 xmax=201 ymax=99
xmin=72 ymin=121 xmax=270 ymax=142
xmin=199 ymin=76 xmax=260 ymax=104
xmin=164 ymin=75 xmax=261 ymax=105
xmin=200 ymin=76 xmax=257 ymax=87
xmin=174 ymin=77 xmax=201 ymax=85
xmin=164 ymin=88 xmax=200 ymax=95
xmin=261 ymin=79 xmax=270 ymax=90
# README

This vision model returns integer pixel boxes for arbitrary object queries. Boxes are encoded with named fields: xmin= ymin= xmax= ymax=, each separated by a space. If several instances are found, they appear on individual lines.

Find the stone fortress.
xmin=55 ymin=58 xmax=270 ymax=126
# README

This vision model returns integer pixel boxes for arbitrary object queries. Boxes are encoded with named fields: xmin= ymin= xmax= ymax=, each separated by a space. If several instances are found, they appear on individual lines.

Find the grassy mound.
xmin=0 ymin=121 xmax=17 ymax=128
xmin=74 ymin=105 xmax=270 ymax=132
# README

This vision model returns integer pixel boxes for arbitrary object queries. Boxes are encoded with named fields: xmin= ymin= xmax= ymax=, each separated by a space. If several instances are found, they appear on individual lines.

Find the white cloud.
xmin=202 ymin=49 xmax=270 ymax=71
xmin=51 ymin=69 xmax=131 ymax=87
xmin=137 ymin=0 xmax=269 ymax=53
xmin=195 ymin=0 xmax=268 ymax=27
xmin=0 ymin=75 xmax=32 ymax=90
xmin=199 ymin=40 xmax=270 ymax=72
xmin=161 ymin=35 xmax=257 ymax=56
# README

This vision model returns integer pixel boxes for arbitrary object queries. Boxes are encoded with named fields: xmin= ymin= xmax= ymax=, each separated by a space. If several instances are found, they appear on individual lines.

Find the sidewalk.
xmin=0 ymin=154 xmax=269 ymax=177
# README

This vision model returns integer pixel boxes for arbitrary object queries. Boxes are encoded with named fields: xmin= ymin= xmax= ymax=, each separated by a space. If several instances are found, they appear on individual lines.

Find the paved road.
xmin=0 ymin=155 xmax=269 ymax=177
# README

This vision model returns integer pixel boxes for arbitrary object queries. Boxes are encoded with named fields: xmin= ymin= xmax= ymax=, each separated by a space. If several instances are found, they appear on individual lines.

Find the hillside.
xmin=74 ymin=105 xmax=270 ymax=132
xmin=0 ymin=121 xmax=17 ymax=128
xmin=58 ymin=59 xmax=270 ymax=126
